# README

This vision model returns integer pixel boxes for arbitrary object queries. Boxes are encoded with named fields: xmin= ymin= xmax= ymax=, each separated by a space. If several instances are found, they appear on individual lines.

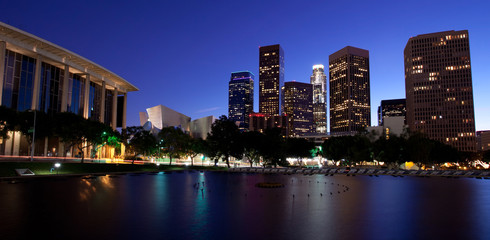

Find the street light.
xmin=54 ymin=163 xmax=61 ymax=175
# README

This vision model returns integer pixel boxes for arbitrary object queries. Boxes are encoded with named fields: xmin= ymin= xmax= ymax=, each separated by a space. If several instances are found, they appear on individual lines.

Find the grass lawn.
xmin=0 ymin=162 xmax=226 ymax=178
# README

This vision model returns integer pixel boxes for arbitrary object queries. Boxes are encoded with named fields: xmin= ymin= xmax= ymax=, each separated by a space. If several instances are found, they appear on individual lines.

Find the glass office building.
xmin=310 ymin=64 xmax=327 ymax=134
xmin=228 ymin=71 xmax=254 ymax=131
xmin=283 ymin=81 xmax=314 ymax=137
xmin=259 ymin=44 xmax=284 ymax=115
xmin=329 ymin=46 xmax=371 ymax=136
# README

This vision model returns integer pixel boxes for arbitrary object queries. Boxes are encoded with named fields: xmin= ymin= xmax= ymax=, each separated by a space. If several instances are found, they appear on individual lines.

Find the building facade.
xmin=310 ymin=64 xmax=327 ymax=133
xmin=228 ymin=71 xmax=254 ymax=131
xmin=378 ymin=98 xmax=406 ymax=126
xmin=0 ymin=22 xmax=138 ymax=156
xmin=404 ymin=30 xmax=476 ymax=152
xmin=476 ymin=131 xmax=490 ymax=152
xmin=282 ymin=81 xmax=314 ymax=137
xmin=259 ymin=44 xmax=284 ymax=115
xmin=249 ymin=112 xmax=288 ymax=136
xmin=329 ymin=46 xmax=370 ymax=136
xmin=140 ymin=104 xmax=216 ymax=140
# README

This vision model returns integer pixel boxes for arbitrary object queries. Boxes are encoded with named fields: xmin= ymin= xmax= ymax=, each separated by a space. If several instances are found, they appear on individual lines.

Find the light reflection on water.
xmin=0 ymin=172 xmax=489 ymax=240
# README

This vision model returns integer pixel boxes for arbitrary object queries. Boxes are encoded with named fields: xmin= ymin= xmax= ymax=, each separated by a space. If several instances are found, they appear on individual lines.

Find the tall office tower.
xmin=310 ymin=64 xmax=327 ymax=134
xmin=259 ymin=44 xmax=284 ymax=115
xmin=378 ymin=99 xmax=406 ymax=126
xmin=405 ymin=30 xmax=476 ymax=152
xmin=228 ymin=71 xmax=254 ymax=131
xmin=282 ymin=81 xmax=314 ymax=137
xmin=329 ymin=46 xmax=370 ymax=135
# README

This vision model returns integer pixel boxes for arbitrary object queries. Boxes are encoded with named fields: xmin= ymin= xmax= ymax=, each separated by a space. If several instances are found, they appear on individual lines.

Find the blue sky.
xmin=1 ymin=0 xmax=489 ymax=130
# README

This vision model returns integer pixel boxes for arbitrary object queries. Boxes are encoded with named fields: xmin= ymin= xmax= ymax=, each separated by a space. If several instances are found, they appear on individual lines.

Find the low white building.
xmin=140 ymin=104 xmax=216 ymax=139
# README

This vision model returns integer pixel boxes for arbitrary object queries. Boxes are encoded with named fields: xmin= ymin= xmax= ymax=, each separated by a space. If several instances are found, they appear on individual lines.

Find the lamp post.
xmin=30 ymin=110 xmax=37 ymax=162
xmin=54 ymin=163 xmax=61 ymax=175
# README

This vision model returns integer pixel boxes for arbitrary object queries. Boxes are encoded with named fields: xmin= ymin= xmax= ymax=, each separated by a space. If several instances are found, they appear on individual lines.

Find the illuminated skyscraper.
xmin=228 ymin=71 xmax=254 ymax=131
xmin=329 ymin=46 xmax=370 ymax=135
xmin=310 ymin=64 xmax=327 ymax=133
xmin=282 ymin=81 xmax=314 ymax=137
xmin=404 ymin=30 xmax=476 ymax=152
xmin=259 ymin=44 xmax=284 ymax=115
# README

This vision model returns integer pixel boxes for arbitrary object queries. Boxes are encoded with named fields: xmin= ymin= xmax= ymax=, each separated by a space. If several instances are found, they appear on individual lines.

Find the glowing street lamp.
xmin=54 ymin=163 xmax=61 ymax=175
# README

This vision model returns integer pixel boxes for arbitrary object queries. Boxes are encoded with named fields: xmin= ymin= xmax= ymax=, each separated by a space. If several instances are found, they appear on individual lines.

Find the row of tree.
xmin=2 ymin=107 xmax=486 ymax=168
xmin=123 ymin=116 xmax=316 ymax=168
xmin=0 ymin=106 xmax=119 ymax=162
xmin=321 ymin=131 xmax=480 ymax=168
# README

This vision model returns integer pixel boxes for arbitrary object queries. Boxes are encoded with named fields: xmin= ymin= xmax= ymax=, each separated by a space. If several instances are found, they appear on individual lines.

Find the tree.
xmin=187 ymin=138 xmax=206 ymax=166
xmin=347 ymin=135 xmax=371 ymax=165
xmin=158 ymin=127 xmax=189 ymax=166
xmin=125 ymin=126 xmax=157 ymax=162
xmin=374 ymin=135 xmax=407 ymax=168
xmin=483 ymin=150 xmax=490 ymax=162
xmin=206 ymin=115 xmax=243 ymax=168
xmin=0 ymin=106 xmax=17 ymax=140
xmin=405 ymin=132 xmax=433 ymax=169
xmin=53 ymin=112 xmax=118 ymax=163
xmin=321 ymin=136 xmax=349 ymax=165
xmin=259 ymin=128 xmax=287 ymax=167
xmin=285 ymin=137 xmax=315 ymax=165
xmin=241 ymin=131 xmax=264 ymax=167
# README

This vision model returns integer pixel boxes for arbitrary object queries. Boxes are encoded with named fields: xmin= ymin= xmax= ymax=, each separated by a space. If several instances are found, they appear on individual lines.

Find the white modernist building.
xmin=0 ymin=22 xmax=138 ymax=157
xmin=140 ymin=105 xmax=216 ymax=140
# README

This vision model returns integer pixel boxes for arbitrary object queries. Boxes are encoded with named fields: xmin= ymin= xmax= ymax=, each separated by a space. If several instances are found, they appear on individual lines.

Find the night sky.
xmin=1 ymin=0 xmax=489 ymax=130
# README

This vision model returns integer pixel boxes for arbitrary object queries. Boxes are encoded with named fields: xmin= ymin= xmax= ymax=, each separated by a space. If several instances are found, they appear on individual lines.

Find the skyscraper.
xmin=404 ymin=30 xmax=476 ymax=152
xmin=282 ymin=81 xmax=314 ymax=137
xmin=228 ymin=71 xmax=254 ymax=131
xmin=329 ymin=46 xmax=370 ymax=135
xmin=259 ymin=44 xmax=284 ymax=115
xmin=311 ymin=64 xmax=327 ymax=134
xmin=378 ymin=98 xmax=406 ymax=126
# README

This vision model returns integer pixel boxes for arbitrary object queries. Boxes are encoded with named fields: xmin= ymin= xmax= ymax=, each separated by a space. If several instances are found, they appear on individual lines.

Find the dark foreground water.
xmin=1 ymin=171 xmax=489 ymax=240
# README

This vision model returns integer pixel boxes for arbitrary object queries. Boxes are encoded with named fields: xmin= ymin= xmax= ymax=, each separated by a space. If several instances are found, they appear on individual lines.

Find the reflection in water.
xmin=0 ymin=172 xmax=489 ymax=240
xmin=79 ymin=176 xmax=114 ymax=201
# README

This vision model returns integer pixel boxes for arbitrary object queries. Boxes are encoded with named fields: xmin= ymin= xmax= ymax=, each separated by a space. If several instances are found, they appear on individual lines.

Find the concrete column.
xmin=0 ymin=41 xmax=6 ymax=105
xmin=60 ymin=65 xmax=69 ymax=112
xmin=122 ymin=93 xmax=127 ymax=129
xmin=44 ymin=136 xmax=48 ymax=156
xmin=59 ymin=141 xmax=65 ymax=157
xmin=100 ymin=82 xmax=106 ymax=123
xmin=83 ymin=74 xmax=90 ymax=118
xmin=31 ymin=55 xmax=42 ymax=110
xmin=4 ymin=131 xmax=13 ymax=155
xmin=111 ymin=88 xmax=118 ymax=130
xmin=13 ymin=131 xmax=21 ymax=156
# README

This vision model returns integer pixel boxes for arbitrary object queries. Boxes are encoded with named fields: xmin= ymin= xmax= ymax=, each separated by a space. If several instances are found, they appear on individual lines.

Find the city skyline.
xmin=1 ymin=1 xmax=489 ymax=130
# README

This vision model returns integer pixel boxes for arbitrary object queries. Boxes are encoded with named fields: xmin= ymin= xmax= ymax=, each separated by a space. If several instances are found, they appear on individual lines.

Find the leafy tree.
xmin=430 ymin=140 xmax=459 ymax=165
xmin=0 ymin=106 xmax=17 ymax=140
xmin=206 ymin=115 xmax=243 ymax=168
xmin=187 ymin=138 xmax=207 ymax=166
xmin=53 ymin=112 xmax=117 ymax=163
xmin=241 ymin=131 xmax=264 ymax=167
xmin=347 ymin=135 xmax=371 ymax=165
xmin=483 ymin=150 xmax=490 ymax=162
xmin=374 ymin=135 xmax=406 ymax=168
xmin=125 ymin=126 xmax=157 ymax=162
xmin=285 ymin=137 xmax=316 ymax=162
xmin=321 ymin=136 xmax=349 ymax=164
xmin=405 ymin=132 xmax=433 ymax=169
xmin=158 ymin=126 xmax=189 ymax=166
xmin=259 ymin=128 xmax=287 ymax=167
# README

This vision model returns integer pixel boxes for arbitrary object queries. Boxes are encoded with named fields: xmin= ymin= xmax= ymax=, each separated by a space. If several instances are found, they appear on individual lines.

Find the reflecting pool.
xmin=1 ymin=171 xmax=489 ymax=240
